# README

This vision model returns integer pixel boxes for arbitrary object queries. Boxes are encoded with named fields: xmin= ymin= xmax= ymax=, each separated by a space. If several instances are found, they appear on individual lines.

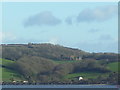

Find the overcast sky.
xmin=0 ymin=2 xmax=118 ymax=53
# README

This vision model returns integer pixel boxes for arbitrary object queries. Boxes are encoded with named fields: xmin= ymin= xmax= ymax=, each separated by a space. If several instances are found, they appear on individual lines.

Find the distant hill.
xmin=1 ymin=43 xmax=89 ymax=61
xmin=1 ymin=43 xmax=118 ymax=62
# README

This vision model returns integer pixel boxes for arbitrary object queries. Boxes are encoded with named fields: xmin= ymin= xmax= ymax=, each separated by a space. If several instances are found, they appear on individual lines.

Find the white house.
xmin=23 ymin=81 xmax=28 ymax=83
xmin=79 ymin=77 xmax=83 ymax=81
xmin=12 ymin=81 xmax=16 ymax=83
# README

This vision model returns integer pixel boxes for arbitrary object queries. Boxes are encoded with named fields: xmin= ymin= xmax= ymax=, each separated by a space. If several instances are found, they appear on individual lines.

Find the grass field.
xmin=0 ymin=67 xmax=24 ymax=82
xmin=107 ymin=62 xmax=120 ymax=72
xmin=64 ymin=72 xmax=109 ymax=80
xmin=0 ymin=58 xmax=15 ymax=67
xmin=0 ymin=58 xmax=25 ymax=82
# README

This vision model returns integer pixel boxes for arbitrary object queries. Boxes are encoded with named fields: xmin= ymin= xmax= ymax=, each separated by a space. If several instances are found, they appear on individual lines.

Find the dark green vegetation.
xmin=0 ymin=43 xmax=119 ymax=84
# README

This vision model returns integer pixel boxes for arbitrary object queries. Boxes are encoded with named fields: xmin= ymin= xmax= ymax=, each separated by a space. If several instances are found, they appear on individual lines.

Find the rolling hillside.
xmin=0 ymin=43 xmax=119 ymax=84
xmin=1 ymin=58 xmax=119 ymax=83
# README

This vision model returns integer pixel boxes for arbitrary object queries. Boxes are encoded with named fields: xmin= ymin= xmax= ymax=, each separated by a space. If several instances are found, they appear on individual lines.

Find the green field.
xmin=64 ymin=72 xmax=109 ymax=80
xmin=0 ymin=67 xmax=24 ymax=82
xmin=0 ymin=58 xmax=25 ymax=82
xmin=107 ymin=62 xmax=120 ymax=72
xmin=0 ymin=58 xmax=15 ymax=67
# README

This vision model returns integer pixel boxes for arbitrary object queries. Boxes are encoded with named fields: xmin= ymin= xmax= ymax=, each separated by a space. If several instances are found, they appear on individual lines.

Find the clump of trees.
xmin=14 ymin=56 xmax=56 ymax=82
xmin=73 ymin=59 xmax=110 ymax=73
xmin=82 ymin=53 xmax=118 ymax=62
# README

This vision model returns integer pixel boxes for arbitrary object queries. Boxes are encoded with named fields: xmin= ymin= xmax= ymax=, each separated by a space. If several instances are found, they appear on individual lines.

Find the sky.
xmin=0 ymin=2 xmax=118 ymax=53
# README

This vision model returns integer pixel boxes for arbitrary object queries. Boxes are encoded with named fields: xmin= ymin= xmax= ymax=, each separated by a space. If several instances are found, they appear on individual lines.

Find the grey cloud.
xmin=77 ymin=5 xmax=117 ymax=23
xmin=99 ymin=34 xmax=114 ymax=41
xmin=24 ymin=11 xmax=61 ymax=27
